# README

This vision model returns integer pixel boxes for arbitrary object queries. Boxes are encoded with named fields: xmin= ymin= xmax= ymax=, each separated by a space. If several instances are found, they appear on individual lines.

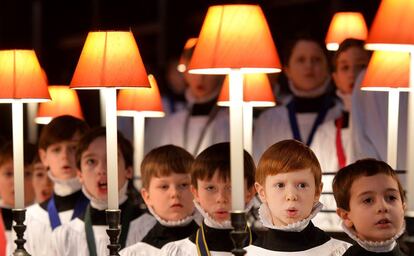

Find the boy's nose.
xmin=169 ymin=186 xmax=180 ymax=198
xmin=285 ymin=188 xmax=298 ymax=201
xmin=216 ymin=190 xmax=229 ymax=203
xmin=377 ymin=198 xmax=389 ymax=213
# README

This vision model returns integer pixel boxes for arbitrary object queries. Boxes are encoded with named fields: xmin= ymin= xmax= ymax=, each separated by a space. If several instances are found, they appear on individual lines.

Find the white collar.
xmin=341 ymin=221 xmax=405 ymax=253
xmin=147 ymin=206 xmax=199 ymax=227
xmin=82 ymin=181 xmax=129 ymax=210
xmin=194 ymin=198 xmax=256 ymax=230
xmin=48 ymin=172 xmax=82 ymax=196
xmin=259 ymin=202 xmax=323 ymax=232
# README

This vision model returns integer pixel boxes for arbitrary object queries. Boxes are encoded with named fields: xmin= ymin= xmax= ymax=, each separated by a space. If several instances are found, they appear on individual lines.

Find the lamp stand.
xmin=12 ymin=209 xmax=30 ymax=256
xmin=387 ymin=90 xmax=400 ymax=169
xmin=106 ymin=209 xmax=121 ymax=256
xmin=133 ymin=112 xmax=145 ymax=190
xmin=230 ymin=211 xmax=248 ymax=256
xmin=407 ymin=52 xmax=414 ymax=213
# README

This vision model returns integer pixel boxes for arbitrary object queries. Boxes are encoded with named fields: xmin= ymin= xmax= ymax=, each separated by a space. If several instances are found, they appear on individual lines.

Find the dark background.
xmin=0 ymin=0 xmax=381 ymax=141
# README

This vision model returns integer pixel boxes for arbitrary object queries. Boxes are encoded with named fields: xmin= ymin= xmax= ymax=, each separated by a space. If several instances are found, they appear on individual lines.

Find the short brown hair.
xmin=191 ymin=142 xmax=256 ymax=189
xmin=141 ymin=145 xmax=194 ymax=189
xmin=256 ymin=140 xmax=322 ymax=187
xmin=39 ymin=115 xmax=89 ymax=150
xmin=75 ymin=127 xmax=133 ymax=170
xmin=0 ymin=141 xmax=38 ymax=169
xmin=333 ymin=158 xmax=405 ymax=211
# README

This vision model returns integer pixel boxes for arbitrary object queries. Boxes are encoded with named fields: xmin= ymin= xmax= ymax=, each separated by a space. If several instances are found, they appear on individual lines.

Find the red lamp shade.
xmin=0 ymin=50 xmax=50 ymax=102
xmin=188 ymin=5 xmax=281 ymax=74
xmin=218 ymin=73 xmax=276 ymax=107
xmin=366 ymin=0 xmax=414 ymax=51
xmin=177 ymin=38 xmax=198 ymax=73
xmin=117 ymin=74 xmax=164 ymax=117
xmin=36 ymin=86 xmax=84 ymax=124
xmin=70 ymin=31 xmax=150 ymax=89
xmin=361 ymin=51 xmax=410 ymax=91
xmin=325 ymin=12 xmax=368 ymax=51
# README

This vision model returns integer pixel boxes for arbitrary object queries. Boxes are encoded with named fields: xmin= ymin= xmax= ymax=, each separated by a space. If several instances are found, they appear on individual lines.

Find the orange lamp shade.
xmin=366 ymin=0 xmax=414 ymax=51
xmin=361 ymin=51 xmax=410 ymax=91
xmin=325 ymin=12 xmax=368 ymax=51
xmin=218 ymin=73 xmax=276 ymax=107
xmin=177 ymin=38 xmax=198 ymax=72
xmin=188 ymin=5 xmax=281 ymax=74
xmin=36 ymin=86 xmax=84 ymax=124
xmin=70 ymin=31 xmax=150 ymax=89
xmin=0 ymin=50 xmax=50 ymax=102
xmin=117 ymin=74 xmax=164 ymax=117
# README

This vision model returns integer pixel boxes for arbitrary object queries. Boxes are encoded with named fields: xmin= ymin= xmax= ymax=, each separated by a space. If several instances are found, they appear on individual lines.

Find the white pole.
xmin=229 ymin=70 xmax=244 ymax=212
xmin=100 ymin=90 xmax=107 ymax=126
xmin=387 ymin=90 xmax=399 ymax=169
xmin=12 ymin=101 xmax=24 ymax=209
xmin=105 ymin=88 xmax=119 ymax=209
xmin=133 ymin=112 xmax=145 ymax=190
xmin=407 ymin=53 xmax=414 ymax=212
xmin=27 ymin=102 xmax=38 ymax=143
xmin=243 ymin=104 xmax=253 ymax=155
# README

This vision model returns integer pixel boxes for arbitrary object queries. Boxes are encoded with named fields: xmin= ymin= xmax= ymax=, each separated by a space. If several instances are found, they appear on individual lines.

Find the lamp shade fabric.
xmin=117 ymin=74 xmax=164 ymax=117
xmin=366 ymin=0 xmax=414 ymax=51
xmin=36 ymin=86 xmax=84 ymax=124
xmin=361 ymin=51 xmax=410 ymax=91
xmin=325 ymin=12 xmax=368 ymax=51
xmin=218 ymin=73 xmax=276 ymax=107
xmin=0 ymin=50 xmax=50 ymax=102
xmin=188 ymin=5 xmax=281 ymax=74
xmin=70 ymin=31 xmax=150 ymax=89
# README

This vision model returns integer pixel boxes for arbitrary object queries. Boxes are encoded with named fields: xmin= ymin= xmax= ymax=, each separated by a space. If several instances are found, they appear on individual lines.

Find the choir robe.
xmin=343 ymin=244 xmax=406 ymax=256
xmin=1 ymin=207 xmax=15 ymax=255
xmin=25 ymin=190 xmax=87 ymax=256
xmin=161 ymin=221 xmax=243 ymax=256
xmin=51 ymin=199 xmax=141 ymax=256
xmin=123 ymin=212 xmax=199 ymax=256
xmin=245 ymin=222 xmax=351 ymax=256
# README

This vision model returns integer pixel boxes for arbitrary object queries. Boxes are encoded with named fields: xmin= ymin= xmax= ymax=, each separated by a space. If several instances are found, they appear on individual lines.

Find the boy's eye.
xmin=386 ymin=194 xmax=398 ymax=202
xmin=274 ymin=183 xmax=284 ymax=189
xmin=178 ymin=183 xmax=190 ymax=190
xmin=86 ymin=159 xmax=96 ymax=166
xmin=205 ymin=185 xmax=217 ymax=192
xmin=297 ymin=183 xmax=307 ymax=189
xmin=51 ymin=146 xmax=61 ymax=153
xmin=362 ymin=197 xmax=373 ymax=204
xmin=158 ymin=184 xmax=169 ymax=190
xmin=34 ymin=172 xmax=45 ymax=178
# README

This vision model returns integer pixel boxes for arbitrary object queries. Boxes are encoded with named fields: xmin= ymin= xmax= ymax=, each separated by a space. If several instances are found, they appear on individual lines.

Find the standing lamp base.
xmin=106 ymin=209 xmax=121 ymax=256
xmin=12 ymin=209 xmax=31 ymax=256
xmin=230 ymin=211 xmax=248 ymax=256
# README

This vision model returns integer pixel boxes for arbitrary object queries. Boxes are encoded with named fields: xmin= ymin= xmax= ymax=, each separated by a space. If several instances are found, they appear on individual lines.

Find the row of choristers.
xmin=0 ymin=113 xmax=407 ymax=255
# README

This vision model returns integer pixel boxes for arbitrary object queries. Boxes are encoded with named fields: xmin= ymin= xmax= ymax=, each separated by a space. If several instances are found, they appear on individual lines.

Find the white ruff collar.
xmin=48 ymin=172 xmax=82 ymax=196
xmin=82 ymin=181 xmax=128 ymax=210
xmin=147 ymin=206 xmax=199 ymax=227
xmin=342 ymin=221 xmax=405 ymax=253
xmin=194 ymin=198 xmax=256 ymax=230
xmin=259 ymin=202 xmax=323 ymax=232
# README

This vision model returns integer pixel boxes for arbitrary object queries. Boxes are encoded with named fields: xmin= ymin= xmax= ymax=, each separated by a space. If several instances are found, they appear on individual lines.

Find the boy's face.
xmin=142 ymin=173 xmax=194 ymax=221
xmin=285 ymin=40 xmax=329 ymax=92
xmin=39 ymin=133 xmax=81 ymax=180
xmin=256 ymin=168 xmax=321 ymax=226
xmin=333 ymin=46 xmax=370 ymax=94
xmin=78 ymin=136 xmax=132 ymax=201
xmin=337 ymin=174 xmax=405 ymax=242
xmin=32 ymin=162 xmax=53 ymax=203
xmin=192 ymin=170 xmax=255 ymax=223
xmin=0 ymin=159 xmax=35 ymax=207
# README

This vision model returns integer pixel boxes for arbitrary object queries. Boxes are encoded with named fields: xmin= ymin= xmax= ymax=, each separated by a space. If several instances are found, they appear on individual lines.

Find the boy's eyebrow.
xmin=356 ymin=188 xmax=400 ymax=198
xmin=82 ymin=152 xmax=96 ymax=158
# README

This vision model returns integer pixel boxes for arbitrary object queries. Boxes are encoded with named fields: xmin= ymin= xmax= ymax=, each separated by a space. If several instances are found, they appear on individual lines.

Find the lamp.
xmin=117 ymin=74 xmax=164 ymax=189
xmin=188 ymin=5 xmax=281 ymax=255
xmin=0 ymin=49 xmax=50 ymax=255
xmin=70 ymin=31 xmax=150 ymax=255
xmin=364 ymin=0 xmax=414 ymax=213
xmin=361 ymin=51 xmax=410 ymax=169
xmin=325 ymin=12 xmax=368 ymax=51
xmin=35 ymin=85 xmax=84 ymax=124
xmin=217 ymin=73 xmax=275 ymax=154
